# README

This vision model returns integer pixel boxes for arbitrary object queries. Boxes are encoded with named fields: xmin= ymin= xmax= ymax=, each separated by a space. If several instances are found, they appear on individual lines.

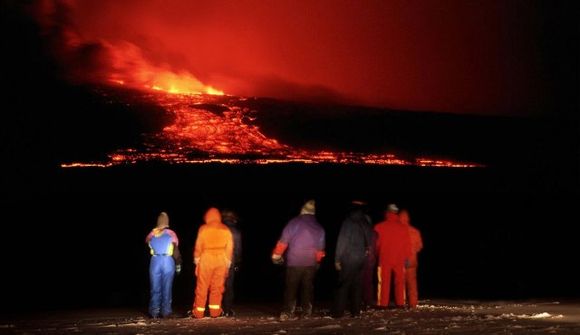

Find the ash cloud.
xmin=29 ymin=0 xmax=215 ymax=93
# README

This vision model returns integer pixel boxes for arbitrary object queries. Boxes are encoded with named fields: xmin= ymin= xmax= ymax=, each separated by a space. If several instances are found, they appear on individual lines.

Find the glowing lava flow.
xmin=109 ymin=73 xmax=223 ymax=96
xmin=60 ymin=88 xmax=483 ymax=168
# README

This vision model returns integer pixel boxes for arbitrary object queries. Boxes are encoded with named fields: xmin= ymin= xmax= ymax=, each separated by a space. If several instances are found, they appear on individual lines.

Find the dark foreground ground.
xmin=2 ymin=300 xmax=579 ymax=334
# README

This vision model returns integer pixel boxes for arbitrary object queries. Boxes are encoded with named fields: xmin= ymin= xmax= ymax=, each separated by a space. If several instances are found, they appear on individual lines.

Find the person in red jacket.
xmin=374 ymin=204 xmax=412 ymax=308
xmin=400 ymin=209 xmax=423 ymax=308
xmin=192 ymin=208 xmax=234 ymax=318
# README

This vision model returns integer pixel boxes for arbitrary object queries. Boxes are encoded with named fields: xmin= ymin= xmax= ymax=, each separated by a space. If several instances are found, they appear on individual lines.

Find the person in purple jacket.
xmin=271 ymin=200 xmax=326 ymax=321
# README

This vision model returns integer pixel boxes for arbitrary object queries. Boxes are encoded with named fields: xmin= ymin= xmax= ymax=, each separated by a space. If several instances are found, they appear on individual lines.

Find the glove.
xmin=272 ymin=254 xmax=284 ymax=265
xmin=335 ymin=262 xmax=342 ymax=271
xmin=175 ymin=264 xmax=182 ymax=274
xmin=404 ymin=259 xmax=410 ymax=268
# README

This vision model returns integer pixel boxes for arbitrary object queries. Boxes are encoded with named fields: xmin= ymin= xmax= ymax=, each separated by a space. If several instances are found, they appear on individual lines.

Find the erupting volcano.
xmin=31 ymin=0 xmax=487 ymax=168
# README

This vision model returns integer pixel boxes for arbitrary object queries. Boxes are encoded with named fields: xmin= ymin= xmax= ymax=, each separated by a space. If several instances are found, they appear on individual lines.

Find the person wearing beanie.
xmin=399 ymin=209 xmax=423 ymax=308
xmin=192 ymin=208 xmax=234 ymax=318
xmin=145 ymin=212 xmax=182 ymax=319
xmin=272 ymin=199 xmax=326 ymax=321
xmin=374 ymin=203 xmax=412 ymax=309
xmin=220 ymin=209 xmax=242 ymax=317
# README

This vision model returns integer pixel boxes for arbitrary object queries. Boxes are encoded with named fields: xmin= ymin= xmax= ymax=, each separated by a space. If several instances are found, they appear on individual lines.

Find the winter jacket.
xmin=274 ymin=214 xmax=325 ymax=267
xmin=374 ymin=212 xmax=412 ymax=266
xmin=223 ymin=220 xmax=242 ymax=265
xmin=146 ymin=228 xmax=182 ymax=265
xmin=194 ymin=208 xmax=234 ymax=265
xmin=335 ymin=210 xmax=373 ymax=265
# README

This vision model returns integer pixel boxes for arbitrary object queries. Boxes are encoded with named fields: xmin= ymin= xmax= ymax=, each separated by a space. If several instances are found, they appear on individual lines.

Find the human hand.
xmin=335 ymin=262 xmax=342 ymax=271
xmin=272 ymin=254 xmax=284 ymax=265
xmin=175 ymin=264 xmax=182 ymax=274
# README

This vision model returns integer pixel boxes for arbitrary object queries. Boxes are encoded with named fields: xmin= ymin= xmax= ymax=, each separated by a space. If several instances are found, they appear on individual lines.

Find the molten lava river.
xmin=61 ymin=87 xmax=481 ymax=168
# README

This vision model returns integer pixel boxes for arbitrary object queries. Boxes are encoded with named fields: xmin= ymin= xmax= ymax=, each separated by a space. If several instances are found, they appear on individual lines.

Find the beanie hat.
xmin=300 ymin=200 xmax=316 ymax=215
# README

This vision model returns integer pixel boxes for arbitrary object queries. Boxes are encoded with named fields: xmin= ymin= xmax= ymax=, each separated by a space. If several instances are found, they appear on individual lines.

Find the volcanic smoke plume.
xmin=32 ymin=0 xmax=559 ymax=115
xmin=32 ymin=0 xmax=222 ymax=95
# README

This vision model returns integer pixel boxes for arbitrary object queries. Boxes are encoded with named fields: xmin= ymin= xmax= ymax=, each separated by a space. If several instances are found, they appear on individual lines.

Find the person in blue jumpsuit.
xmin=145 ymin=212 xmax=182 ymax=319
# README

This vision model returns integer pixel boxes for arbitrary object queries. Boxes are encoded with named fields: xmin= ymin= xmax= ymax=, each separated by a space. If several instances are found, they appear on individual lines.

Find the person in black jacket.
xmin=332 ymin=201 xmax=374 ymax=318
xmin=221 ymin=209 xmax=242 ymax=317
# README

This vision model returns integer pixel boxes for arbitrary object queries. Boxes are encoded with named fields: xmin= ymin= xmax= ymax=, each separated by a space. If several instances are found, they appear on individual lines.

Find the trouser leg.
xmin=222 ymin=267 xmax=235 ymax=313
xmin=283 ymin=267 xmax=300 ymax=315
xmin=300 ymin=266 xmax=316 ymax=316
xmin=161 ymin=257 xmax=175 ymax=317
xmin=378 ymin=265 xmax=392 ymax=307
xmin=193 ymin=263 xmax=212 ymax=318
xmin=349 ymin=263 xmax=364 ymax=316
xmin=393 ymin=265 xmax=405 ymax=307
xmin=209 ymin=264 xmax=228 ymax=317
xmin=333 ymin=269 xmax=350 ymax=317
xmin=361 ymin=259 xmax=375 ymax=307
xmin=406 ymin=266 xmax=418 ymax=308
xmin=149 ymin=258 xmax=162 ymax=317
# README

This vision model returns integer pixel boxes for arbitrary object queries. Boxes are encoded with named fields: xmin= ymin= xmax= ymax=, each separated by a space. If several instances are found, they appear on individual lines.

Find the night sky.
xmin=25 ymin=0 xmax=579 ymax=116
xmin=1 ymin=0 xmax=578 ymax=315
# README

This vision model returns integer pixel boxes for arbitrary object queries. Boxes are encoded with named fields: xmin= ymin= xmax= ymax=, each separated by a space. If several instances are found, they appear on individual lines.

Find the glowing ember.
xmin=61 ymin=89 xmax=483 ymax=168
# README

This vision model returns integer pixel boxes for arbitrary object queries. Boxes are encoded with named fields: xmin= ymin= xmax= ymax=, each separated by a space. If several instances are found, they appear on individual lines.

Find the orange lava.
xmin=61 ymin=89 xmax=483 ymax=168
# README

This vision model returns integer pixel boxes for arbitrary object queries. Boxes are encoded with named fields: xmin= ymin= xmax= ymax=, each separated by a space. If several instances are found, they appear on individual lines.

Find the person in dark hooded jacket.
xmin=221 ymin=209 xmax=242 ymax=317
xmin=332 ymin=201 xmax=374 ymax=318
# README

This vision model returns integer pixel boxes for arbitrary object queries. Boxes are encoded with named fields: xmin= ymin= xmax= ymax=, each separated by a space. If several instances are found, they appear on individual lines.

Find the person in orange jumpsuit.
xmin=374 ymin=204 xmax=412 ymax=308
xmin=192 ymin=208 xmax=234 ymax=318
xmin=400 ymin=209 xmax=423 ymax=308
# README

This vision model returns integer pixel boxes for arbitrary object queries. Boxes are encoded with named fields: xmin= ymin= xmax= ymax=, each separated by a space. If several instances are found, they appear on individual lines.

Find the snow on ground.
xmin=2 ymin=300 xmax=580 ymax=334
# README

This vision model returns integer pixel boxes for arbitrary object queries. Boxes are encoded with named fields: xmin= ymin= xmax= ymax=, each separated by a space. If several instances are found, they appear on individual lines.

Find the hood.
xmin=156 ymin=212 xmax=169 ymax=229
xmin=221 ymin=210 xmax=238 ymax=226
xmin=204 ymin=207 xmax=222 ymax=225
xmin=349 ymin=209 xmax=367 ymax=222
xmin=384 ymin=211 xmax=399 ymax=223
xmin=399 ymin=210 xmax=410 ymax=226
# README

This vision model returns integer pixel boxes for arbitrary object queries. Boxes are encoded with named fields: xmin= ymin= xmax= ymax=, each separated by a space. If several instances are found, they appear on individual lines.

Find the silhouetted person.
xmin=400 ymin=209 xmax=423 ymax=308
xmin=374 ymin=204 xmax=412 ymax=308
xmin=146 ymin=212 xmax=182 ymax=319
xmin=272 ymin=200 xmax=326 ymax=320
xmin=362 ymin=210 xmax=378 ymax=310
xmin=192 ymin=208 xmax=233 ymax=318
xmin=332 ymin=200 xmax=374 ymax=318
xmin=221 ymin=209 xmax=242 ymax=317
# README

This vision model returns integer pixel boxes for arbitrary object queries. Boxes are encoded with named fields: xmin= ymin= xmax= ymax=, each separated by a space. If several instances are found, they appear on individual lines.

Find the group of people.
xmin=145 ymin=199 xmax=423 ymax=320
xmin=272 ymin=200 xmax=423 ymax=320
xmin=145 ymin=208 xmax=241 ymax=319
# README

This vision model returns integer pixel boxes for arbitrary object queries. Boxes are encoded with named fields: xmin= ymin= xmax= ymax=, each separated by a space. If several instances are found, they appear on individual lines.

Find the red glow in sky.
xmin=44 ymin=0 xmax=554 ymax=115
